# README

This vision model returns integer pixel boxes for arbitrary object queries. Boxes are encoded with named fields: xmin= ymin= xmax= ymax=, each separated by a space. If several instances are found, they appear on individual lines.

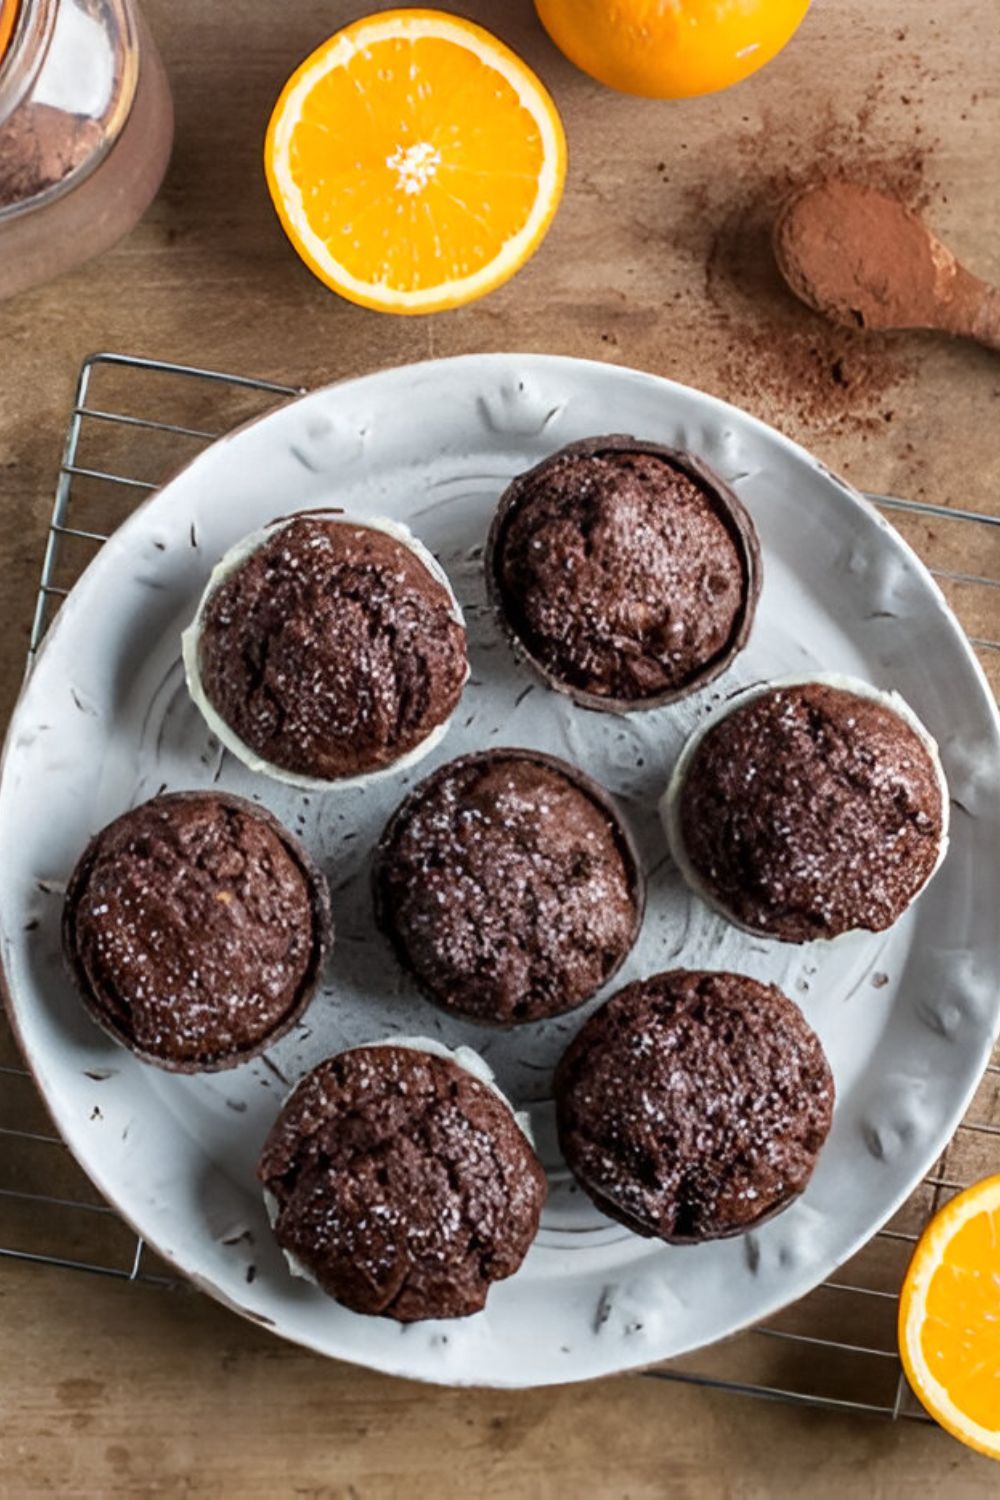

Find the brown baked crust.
xmin=257 ymin=1046 xmax=547 ymax=1321
xmin=373 ymin=749 xmax=645 ymax=1026
xmin=195 ymin=515 xmax=468 ymax=780
xmin=555 ymin=970 xmax=834 ymax=1244
xmin=486 ymin=436 xmax=761 ymax=712
xmin=677 ymin=682 xmax=945 ymax=941
xmin=62 ymin=791 xmax=333 ymax=1072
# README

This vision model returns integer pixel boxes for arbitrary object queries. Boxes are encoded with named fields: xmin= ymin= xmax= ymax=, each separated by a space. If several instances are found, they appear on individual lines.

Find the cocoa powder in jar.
xmin=0 ymin=102 xmax=103 ymax=209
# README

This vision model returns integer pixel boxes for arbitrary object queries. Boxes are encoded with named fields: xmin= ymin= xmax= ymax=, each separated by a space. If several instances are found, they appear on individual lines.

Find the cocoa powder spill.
xmin=703 ymin=169 xmax=922 ymax=434
xmin=666 ymin=62 xmax=943 ymax=433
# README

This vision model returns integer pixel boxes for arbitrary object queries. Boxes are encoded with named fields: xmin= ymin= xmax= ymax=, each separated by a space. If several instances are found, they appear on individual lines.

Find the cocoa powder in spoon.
xmin=773 ymin=178 xmax=954 ymax=331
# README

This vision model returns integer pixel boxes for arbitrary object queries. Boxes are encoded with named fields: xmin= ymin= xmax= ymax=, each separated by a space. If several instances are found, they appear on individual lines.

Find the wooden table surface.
xmin=2 ymin=0 xmax=999 ymax=1493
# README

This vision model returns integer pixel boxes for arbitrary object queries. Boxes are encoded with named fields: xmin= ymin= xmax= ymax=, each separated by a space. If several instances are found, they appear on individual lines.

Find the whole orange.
xmin=534 ymin=0 xmax=812 ymax=99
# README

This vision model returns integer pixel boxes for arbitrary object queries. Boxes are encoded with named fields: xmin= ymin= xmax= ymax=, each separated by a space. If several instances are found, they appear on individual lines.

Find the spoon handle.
xmin=946 ymin=269 xmax=1000 ymax=353
xmin=969 ymin=284 xmax=1000 ymax=353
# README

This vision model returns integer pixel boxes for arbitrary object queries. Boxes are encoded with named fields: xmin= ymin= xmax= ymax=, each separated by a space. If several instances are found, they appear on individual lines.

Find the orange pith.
xmin=899 ymin=1174 xmax=1000 ymax=1459
xmin=265 ymin=10 xmax=566 ymax=314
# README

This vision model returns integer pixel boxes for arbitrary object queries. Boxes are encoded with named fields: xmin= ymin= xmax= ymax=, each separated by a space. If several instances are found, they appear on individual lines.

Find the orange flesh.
xmin=286 ymin=37 xmax=546 ymax=293
xmin=921 ymin=1208 xmax=1000 ymax=1432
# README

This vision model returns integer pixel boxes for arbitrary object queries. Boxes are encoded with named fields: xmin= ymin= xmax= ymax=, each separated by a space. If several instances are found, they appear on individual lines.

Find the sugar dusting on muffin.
xmin=487 ymin=436 xmax=761 ymax=710
xmin=258 ymin=1042 xmax=546 ymax=1321
xmin=555 ymin=970 xmax=834 ymax=1243
xmin=62 ymin=791 xmax=332 ymax=1072
xmin=184 ymin=514 xmax=468 ymax=786
xmin=664 ymin=676 xmax=948 ymax=942
xmin=374 ymin=749 xmax=643 ymax=1025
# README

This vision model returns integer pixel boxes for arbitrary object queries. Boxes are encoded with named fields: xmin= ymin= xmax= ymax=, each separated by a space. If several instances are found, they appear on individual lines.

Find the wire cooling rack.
xmin=3 ymin=351 xmax=1000 ymax=1418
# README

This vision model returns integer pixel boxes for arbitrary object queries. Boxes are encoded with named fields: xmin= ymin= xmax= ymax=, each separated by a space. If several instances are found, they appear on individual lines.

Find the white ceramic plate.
xmin=3 ymin=354 xmax=999 ymax=1388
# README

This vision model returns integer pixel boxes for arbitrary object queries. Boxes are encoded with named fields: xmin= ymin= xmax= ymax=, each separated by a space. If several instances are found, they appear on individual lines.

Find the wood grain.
xmin=1 ymin=0 xmax=999 ymax=1492
xmin=1 ymin=1267 xmax=999 ymax=1498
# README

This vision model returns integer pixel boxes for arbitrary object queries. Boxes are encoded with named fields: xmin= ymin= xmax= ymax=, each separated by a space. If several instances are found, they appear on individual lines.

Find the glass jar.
xmin=0 ymin=0 xmax=173 ymax=299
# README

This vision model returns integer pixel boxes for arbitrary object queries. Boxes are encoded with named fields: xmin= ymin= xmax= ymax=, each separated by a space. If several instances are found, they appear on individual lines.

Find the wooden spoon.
xmin=773 ymin=179 xmax=1000 ymax=352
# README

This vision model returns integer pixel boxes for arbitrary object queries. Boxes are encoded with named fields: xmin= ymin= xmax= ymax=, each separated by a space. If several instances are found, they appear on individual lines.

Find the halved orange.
xmin=265 ymin=9 xmax=567 ymax=315
xmin=899 ymin=1174 xmax=1000 ymax=1459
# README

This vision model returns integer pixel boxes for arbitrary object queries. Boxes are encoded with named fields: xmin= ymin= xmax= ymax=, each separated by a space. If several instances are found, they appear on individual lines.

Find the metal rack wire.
xmin=2 ymin=351 xmax=999 ymax=1418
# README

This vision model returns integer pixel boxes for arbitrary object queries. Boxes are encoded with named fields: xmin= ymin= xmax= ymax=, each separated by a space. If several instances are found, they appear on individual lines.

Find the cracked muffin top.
xmin=62 ymin=791 xmax=332 ymax=1071
xmin=258 ymin=1044 xmax=546 ymax=1320
xmin=373 ymin=749 xmax=643 ymax=1025
xmin=555 ymin=970 xmax=834 ymax=1243
xmin=673 ymin=681 xmax=946 ymax=941
xmin=487 ymin=435 xmax=760 ymax=710
xmin=191 ymin=515 xmax=468 ymax=782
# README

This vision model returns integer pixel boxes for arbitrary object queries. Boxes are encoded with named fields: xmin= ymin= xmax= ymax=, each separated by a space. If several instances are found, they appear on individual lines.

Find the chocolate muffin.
xmin=486 ymin=435 xmax=761 ymax=712
xmin=62 ymin=791 xmax=333 ymax=1072
xmin=555 ymin=970 xmax=834 ymax=1243
xmin=373 ymin=749 xmax=644 ymax=1025
xmin=664 ymin=677 xmax=949 ymax=942
xmin=183 ymin=514 xmax=468 ymax=786
xmin=258 ymin=1042 xmax=546 ymax=1320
